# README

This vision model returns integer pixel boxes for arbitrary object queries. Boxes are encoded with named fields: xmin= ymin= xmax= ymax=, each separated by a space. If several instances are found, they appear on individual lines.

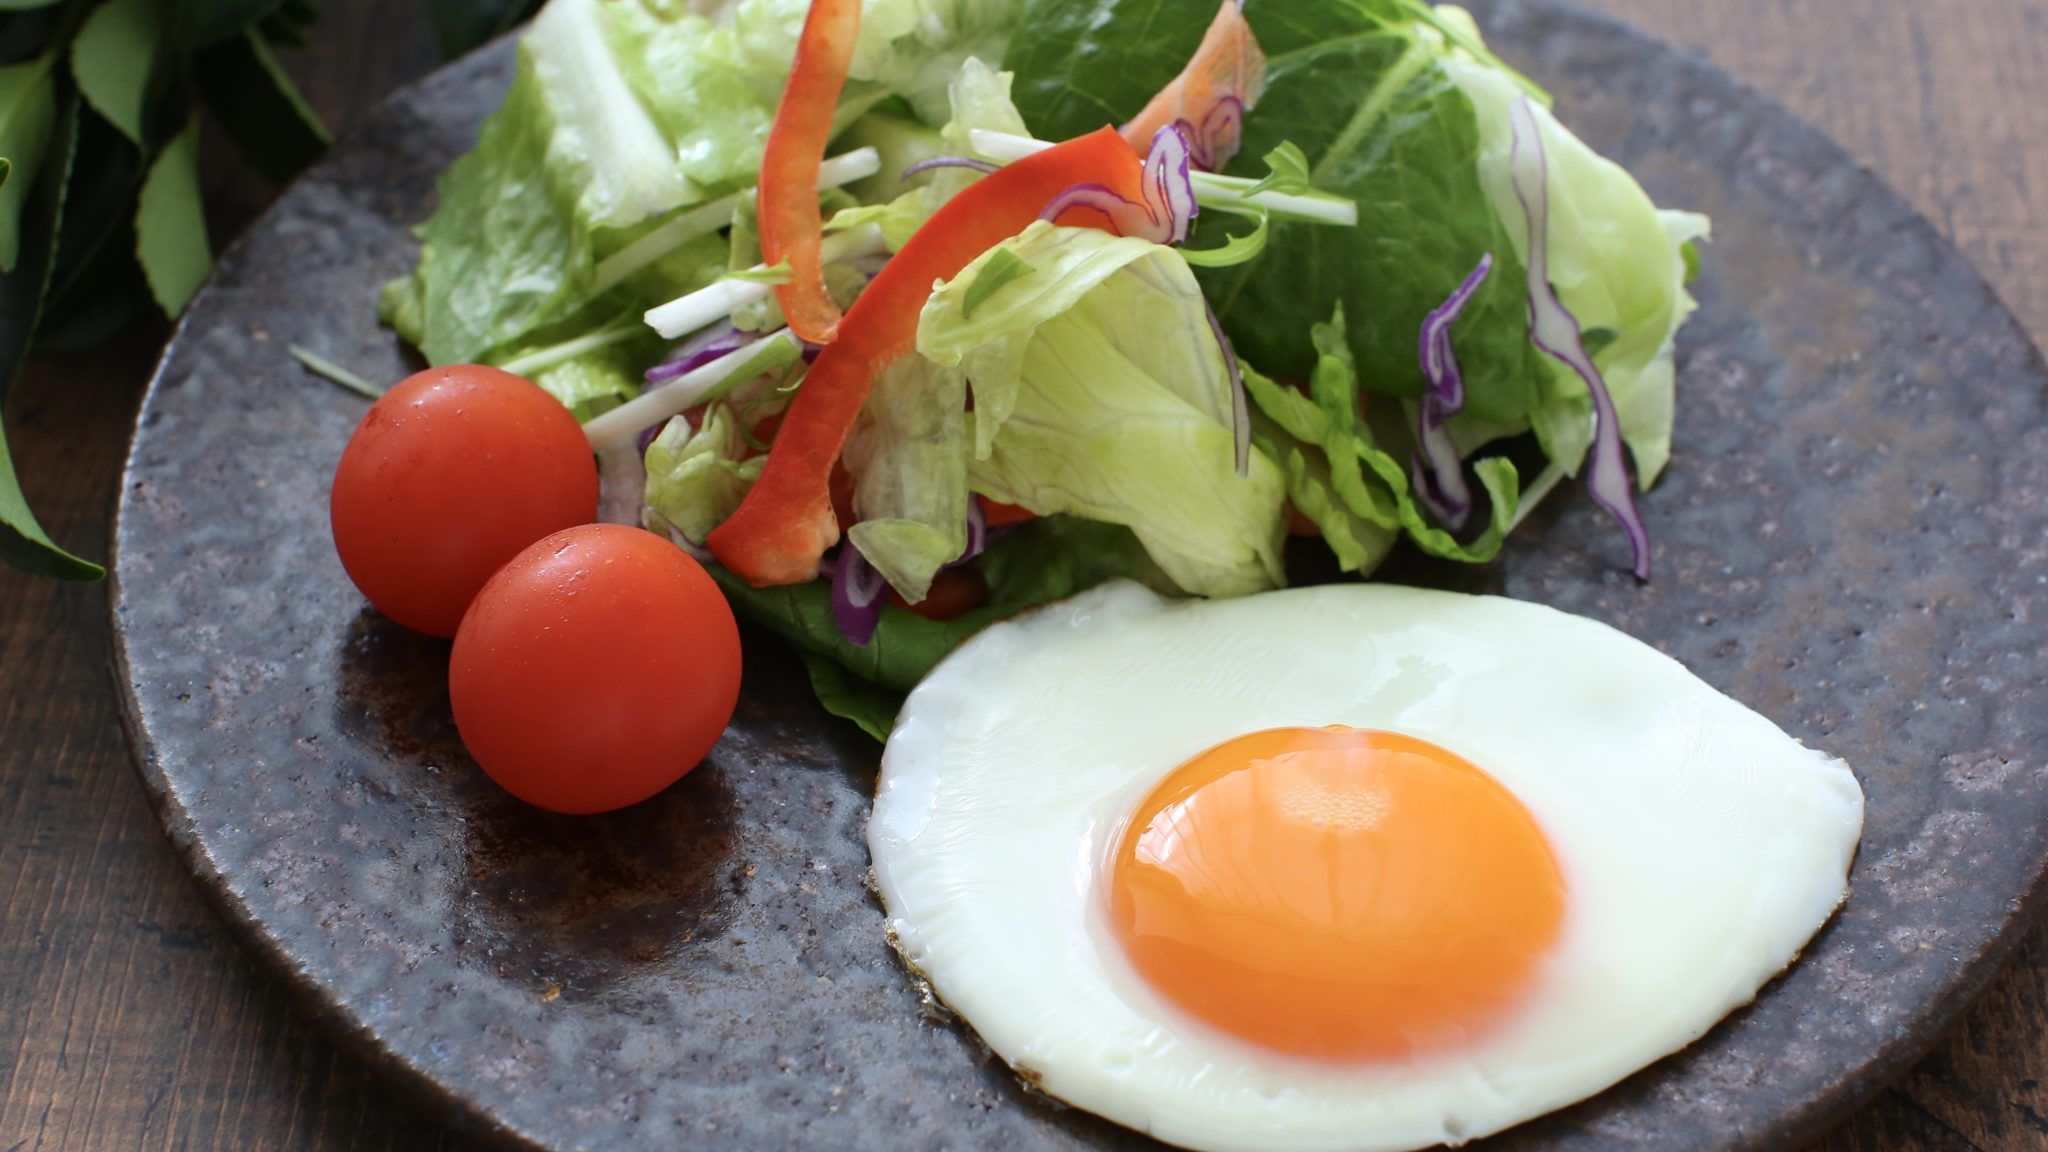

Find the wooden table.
xmin=3 ymin=1 xmax=2042 ymax=1147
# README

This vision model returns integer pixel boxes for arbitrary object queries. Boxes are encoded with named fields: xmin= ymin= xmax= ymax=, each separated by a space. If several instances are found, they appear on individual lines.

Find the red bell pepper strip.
xmin=708 ymin=127 xmax=1146 ymax=586
xmin=760 ymin=0 xmax=861 ymax=345
xmin=977 ymin=494 xmax=1037 ymax=528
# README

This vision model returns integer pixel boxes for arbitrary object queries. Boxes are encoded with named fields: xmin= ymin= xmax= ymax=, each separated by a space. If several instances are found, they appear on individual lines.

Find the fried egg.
xmin=868 ymin=581 xmax=1863 ymax=1152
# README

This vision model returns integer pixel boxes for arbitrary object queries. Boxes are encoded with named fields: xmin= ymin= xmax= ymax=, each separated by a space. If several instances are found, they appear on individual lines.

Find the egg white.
xmin=868 ymin=581 xmax=1865 ymax=1152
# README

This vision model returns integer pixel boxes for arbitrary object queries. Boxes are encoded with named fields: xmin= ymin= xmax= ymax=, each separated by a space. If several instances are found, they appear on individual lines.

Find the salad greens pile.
xmin=378 ymin=0 xmax=1707 ymax=738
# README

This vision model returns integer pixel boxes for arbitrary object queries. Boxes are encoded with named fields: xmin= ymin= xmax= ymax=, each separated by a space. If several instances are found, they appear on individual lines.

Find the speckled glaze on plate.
xmin=110 ymin=1 xmax=2048 ymax=1149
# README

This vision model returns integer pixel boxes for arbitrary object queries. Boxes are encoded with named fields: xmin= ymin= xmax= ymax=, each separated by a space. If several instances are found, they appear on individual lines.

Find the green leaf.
xmin=1249 ymin=412 xmax=1397 ymax=575
xmin=1175 ymin=204 xmax=1266 ymax=269
xmin=193 ymin=29 xmax=331 ymax=184
xmin=0 ymin=51 xmax=58 ymax=273
xmin=44 ymin=100 xmax=146 ymax=316
xmin=391 ymin=7 xmax=699 ymax=364
xmin=0 ymin=0 xmax=66 ymax=10
xmin=919 ymin=222 xmax=1287 ymax=597
xmin=801 ymin=654 xmax=902 ymax=742
xmin=72 ymin=0 xmax=164 ymax=146
xmin=1005 ymin=0 xmax=1211 ymax=139
xmin=1450 ymin=61 xmax=1709 ymax=486
xmin=1241 ymin=307 xmax=1520 ymax=567
xmin=960 ymin=246 xmax=1030 ymax=318
xmin=134 ymin=114 xmax=210 ymax=315
xmin=0 ymin=91 xmax=102 ymax=579
xmin=1243 ymin=141 xmax=1309 ymax=198
xmin=525 ymin=333 xmax=654 ymax=421
xmin=1009 ymin=0 xmax=1546 ymax=424
xmin=1681 ymin=238 xmax=1702 ymax=285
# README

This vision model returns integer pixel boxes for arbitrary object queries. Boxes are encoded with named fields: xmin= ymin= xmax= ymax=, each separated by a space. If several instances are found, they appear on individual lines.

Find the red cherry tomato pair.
xmin=329 ymin=365 xmax=741 ymax=814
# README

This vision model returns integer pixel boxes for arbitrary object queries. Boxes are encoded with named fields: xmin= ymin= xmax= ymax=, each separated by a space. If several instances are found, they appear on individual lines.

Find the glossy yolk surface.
xmin=1106 ymin=727 xmax=1566 ymax=1062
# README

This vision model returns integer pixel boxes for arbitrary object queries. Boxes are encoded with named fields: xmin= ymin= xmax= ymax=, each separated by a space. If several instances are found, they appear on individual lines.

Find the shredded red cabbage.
xmin=646 ymin=321 xmax=749 ymax=384
xmin=1174 ymin=93 xmax=1245 ymax=172
xmin=828 ymin=501 xmax=991 ymax=647
xmin=958 ymin=496 xmax=990 ymax=563
xmin=1040 ymin=125 xmax=1197 ymax=245
xmin=830 ymin=543 xmax=887 ymax=646
xmin=900 ymin=156 xmax=999 ymax=181
xmin=634 ymin=419 xmax=667 ymax=456
xmin=1508 ymin=99 xmax=1652 ymax=581
xmin=628 ymin=324 xmax=751 ymax=454
xmin=1410 ymin=252 xmax=1494 ymax=530
xmin=1203 ymin=299 xmax=1251 ymax=479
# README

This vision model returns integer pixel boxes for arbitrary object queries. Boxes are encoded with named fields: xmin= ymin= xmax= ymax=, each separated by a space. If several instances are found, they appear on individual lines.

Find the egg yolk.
xmin=1106 ymin=726 xmax=1565 ymax=1062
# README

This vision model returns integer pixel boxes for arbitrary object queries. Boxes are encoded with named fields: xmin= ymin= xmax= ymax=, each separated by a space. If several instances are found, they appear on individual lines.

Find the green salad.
xmin=377 ymin=0 xmax=1708 ymax=738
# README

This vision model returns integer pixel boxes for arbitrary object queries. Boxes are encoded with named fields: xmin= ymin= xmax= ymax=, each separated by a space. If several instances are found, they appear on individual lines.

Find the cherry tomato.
xmin=330 ymin=365 xmax=596 ymax=637
xmin=886 ymin=564 xmax=989 ymax=621
xmin=449 ymin=524 xmax=741 ymax=814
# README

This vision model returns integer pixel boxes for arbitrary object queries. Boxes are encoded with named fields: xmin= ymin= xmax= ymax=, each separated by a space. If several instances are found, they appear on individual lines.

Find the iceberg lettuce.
xmin=642 ymin=367 xmax=797 ymax=545
xmin=827 ymin=56 xmax=1032 ymax=251
xmin=642 ymin=405 xmax=766 ymax=547
xmin=918 ymin=222 xmax=1286 ymax=597
xmin=1242 ymin=308 xmax=1519 ymax=567
xmin=1006 ymin=0 xmax=1708 ymax=490
xmin=842 ymin=355 xmax=971 ymax=603
xmin=386 ymin=0 xmax=1024 ymax=366
xmin=1438 ymin=9 xmax=1708 ymax=486
xmin=1009 ymin=0 xmax=1545 ymax=422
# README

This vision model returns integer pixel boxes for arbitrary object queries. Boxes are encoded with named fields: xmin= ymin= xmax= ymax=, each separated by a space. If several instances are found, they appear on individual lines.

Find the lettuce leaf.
xmin=1243 ymin=307 xmax=1518 ymax=565
xmin=802 ymin=653 xmax=904 ymax=740
xmin=387 ymin=0 xmax=1025 ymax=366
xmin=918 ymin=222 xmax=1286 ymax=597
xmin=1007 ymin=0 xmax=1709 ymax=485
xmin=529 ymin=342 xmax=646 ymax=423
xmin=384 ymin=47 xmax=589 ymax=365
xmin=828 ymin=56 xmax=1031 ymax=251
xmin=603 ymin=0 xmax=780 ymax=196
xmin=1438 ymin=16 xmax=1708 ymax=485
xmin=1251 ymin=412 xmax=1401 ymax=575
xmin=843 ymin=355 xmax=971 ymax=603
xmin=840 ymin=0 xmax=1026 ymax=124
xmin=642 ymin=405 xmax=766 ymax=546
xmin=530 ymin=0 xmax=699 ymax=227
xmin=1008 ymin=0 xmax=1544 ymax=424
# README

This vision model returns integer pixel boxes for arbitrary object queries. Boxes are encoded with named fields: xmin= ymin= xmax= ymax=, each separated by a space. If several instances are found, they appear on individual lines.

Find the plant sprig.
xmin=0 ymin=0 xmax=539 ymax=579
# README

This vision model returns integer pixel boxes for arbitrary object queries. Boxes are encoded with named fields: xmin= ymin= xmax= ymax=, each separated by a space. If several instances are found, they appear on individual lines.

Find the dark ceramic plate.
xmin=111 ymin=1 xmax=2048 ymax=1149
